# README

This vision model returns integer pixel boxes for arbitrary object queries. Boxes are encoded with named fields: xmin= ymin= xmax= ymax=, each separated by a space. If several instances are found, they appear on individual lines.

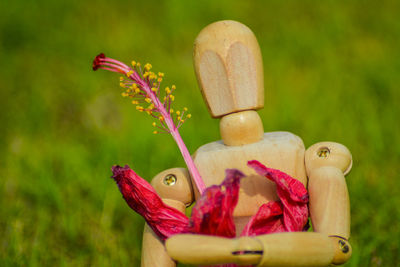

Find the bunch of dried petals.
xmin=110 ymin=160 xmax=308 ymax=241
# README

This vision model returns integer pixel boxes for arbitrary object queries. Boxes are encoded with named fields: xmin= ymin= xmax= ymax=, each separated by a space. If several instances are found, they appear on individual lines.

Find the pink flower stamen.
xmin=93 ymin=53 xmax=206 ymax=194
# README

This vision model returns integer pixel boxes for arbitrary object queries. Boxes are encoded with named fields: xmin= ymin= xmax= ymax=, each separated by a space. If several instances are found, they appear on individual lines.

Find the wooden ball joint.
xmin=142 ymin=20 xmax=354 ymax=267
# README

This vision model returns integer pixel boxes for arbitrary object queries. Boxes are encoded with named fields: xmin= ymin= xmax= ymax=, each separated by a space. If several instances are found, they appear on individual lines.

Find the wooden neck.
xmin=220 ymin=110 xmax=264 ymax=146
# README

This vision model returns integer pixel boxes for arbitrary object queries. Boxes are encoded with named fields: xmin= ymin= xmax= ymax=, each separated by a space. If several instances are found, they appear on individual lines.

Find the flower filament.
xmin=93 ymin=53 xmax=205 ymax=193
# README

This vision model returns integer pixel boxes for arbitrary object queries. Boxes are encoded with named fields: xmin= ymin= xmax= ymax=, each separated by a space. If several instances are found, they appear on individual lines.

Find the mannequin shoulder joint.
xmin=151 ymin=168 xmax=194 ymax=206
xmin=305 ymin=142 xmax=352 ymax=176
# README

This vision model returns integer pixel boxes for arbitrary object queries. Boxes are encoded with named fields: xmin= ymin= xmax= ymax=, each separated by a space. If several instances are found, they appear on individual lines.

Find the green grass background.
xmin=1 ymin=0 xmax=399 ymax=266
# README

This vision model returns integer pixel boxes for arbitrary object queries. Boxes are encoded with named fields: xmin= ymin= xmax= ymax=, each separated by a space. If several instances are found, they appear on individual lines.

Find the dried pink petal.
xmin=247 ymin=160 xmax=309 ymax=232
xmin=111 ymin=165 xmax=189 ymax=240
xmin=188 ymin=169 xmax=244 ymax=238
xmin=241 ymin=201 xmax=285 ymax=236
xmin=110 ymin=160 xmax=308 ymax=251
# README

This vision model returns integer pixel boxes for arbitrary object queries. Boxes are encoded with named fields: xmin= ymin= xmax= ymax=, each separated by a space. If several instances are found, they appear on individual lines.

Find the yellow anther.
xmin=176 ymin=111 xmax=181 ymax=115
xmin=152 ymin=122 xmax=156 ymax=127
xmin=153 ymin=130 xmax=158 ymax=134
xmin=126 ymin=71 xmax=133 ymax=77
xmin=169 ymin=109 xmax=173 ymax=113
xmin=157 ymin=77 xmax=163 ymax=82
xmin=132 ymin=84 xmax=138 ymax=89
xmin=151 ymin=87 xmax=157 ymax=92
xmin=170 ymin=95 xmax=175 ymax=101
xmin=145 ymin=98 xmax=151 ymax=103
xmin=187 ymin=114 xmax=192 ymax=118
xmin=183 ymin=107 xmax=188 ymax=111
xmin=120 ymin=77 xmax=124 ymax=81
xmin=121 ymin=92 xmax=128 ymax=97
xmin=159 ymin=116 xmax=164 ymax=121
xmin=163 ymin=96 xmax=167 ymax=101
xmin=158 ymin=72 xmax=164 ymax=77
xmin=137 ymin=62 xmax=141 ymax=67
xmin=120 ymin=83 xmax=126 ymax=88
xmin=177 ymin=116 xmax=181 ymax=121
xmin=144 ymin=63 xmax=152 ymax=71
xmin=131 ymin=60 xmax=136 ymax=67
xmin=135 ymin=88 xmax=141 ymax=93
xmin=165 ymin=87 xmax=171 ymax=94
xmin=171 ymin=85 xmax=176 ymax=90
xmin=131 ymin=100 xmax=138 ymax=104
xmin=148 ymin=104 xmax=154 ymax=110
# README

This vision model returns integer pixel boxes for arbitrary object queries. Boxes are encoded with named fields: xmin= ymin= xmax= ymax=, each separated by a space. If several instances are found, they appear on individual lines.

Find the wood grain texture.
xmin=166 ymin=234 xmax=263 ymax=266
xmin=193 ymin=131 xmax=307 ymax=219
xmin=308 ymin=166 xmax=351 ymax=239
xmin=193 ymin=20 xmax=264 ymax=117
xmin=141 ymin=174 xmax=193 ymax=267
xmin=306 ymin=142 xmax=352 ymax=239
xmin=150 ymin=168 xmax=194 ymax=206
xmin=165 ymin=232 xmax=336 ymax=267
xmin=142 ymin=224 xmax=176 ymax=267
xmin=329 ymin=236 xmax=352 ymax=265
xmin=143 ymin=19 xmax=353 ymax=267
xmin=305 ymin=142 xmax=353 ymax=175
xmin=256 ymin=232 xmax=334 ymax=267
xmin=219 ymin=110 xmax=264 ymax=146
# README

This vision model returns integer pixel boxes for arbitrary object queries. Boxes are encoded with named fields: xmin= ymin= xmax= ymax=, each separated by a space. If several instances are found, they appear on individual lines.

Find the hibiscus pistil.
xmin=93 ymin=53 xmax=206 ymax=194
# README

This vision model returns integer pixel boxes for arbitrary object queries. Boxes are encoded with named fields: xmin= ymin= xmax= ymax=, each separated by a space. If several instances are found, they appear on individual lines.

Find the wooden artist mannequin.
xmin=142 ymin=20 xmax=352 ymax=267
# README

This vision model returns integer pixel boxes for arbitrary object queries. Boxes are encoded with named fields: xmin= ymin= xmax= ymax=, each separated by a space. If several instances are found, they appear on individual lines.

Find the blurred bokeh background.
xmin=1 ymin=0 xmax=399 ymax=266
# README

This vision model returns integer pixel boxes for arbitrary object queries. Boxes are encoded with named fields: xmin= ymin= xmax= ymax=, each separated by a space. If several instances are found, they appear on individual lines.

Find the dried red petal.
xmin=188 ymin=169 xmax=244 ymax=237
xmin=241 ymin=201 xmax=285 ymax=236
xmin=111 ymin=165 xmax=189 ymax=240
xmin=247 ymin=160 xmax=309 ymax=232
xmin=110 ymin=160 xmax=308 ymax=248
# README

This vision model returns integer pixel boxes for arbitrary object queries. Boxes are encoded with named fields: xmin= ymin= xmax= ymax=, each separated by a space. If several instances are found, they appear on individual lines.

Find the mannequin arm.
xmin=306 ymin=141 xmax=353 ymax=265
xmin=141 ymin=168 xmax=194 ymax=267
xmin=166 ymin=232 xmax=335 ymax=266
xmin=165 ymin=142 xmax=353 ymax=266
xmin=165 ymin=232 xmax=349 ymax=266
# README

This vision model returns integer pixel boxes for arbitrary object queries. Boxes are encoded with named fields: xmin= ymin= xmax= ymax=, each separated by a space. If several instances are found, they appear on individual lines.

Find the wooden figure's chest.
xmin=193 ymin=131 xmax=308 ymax=224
